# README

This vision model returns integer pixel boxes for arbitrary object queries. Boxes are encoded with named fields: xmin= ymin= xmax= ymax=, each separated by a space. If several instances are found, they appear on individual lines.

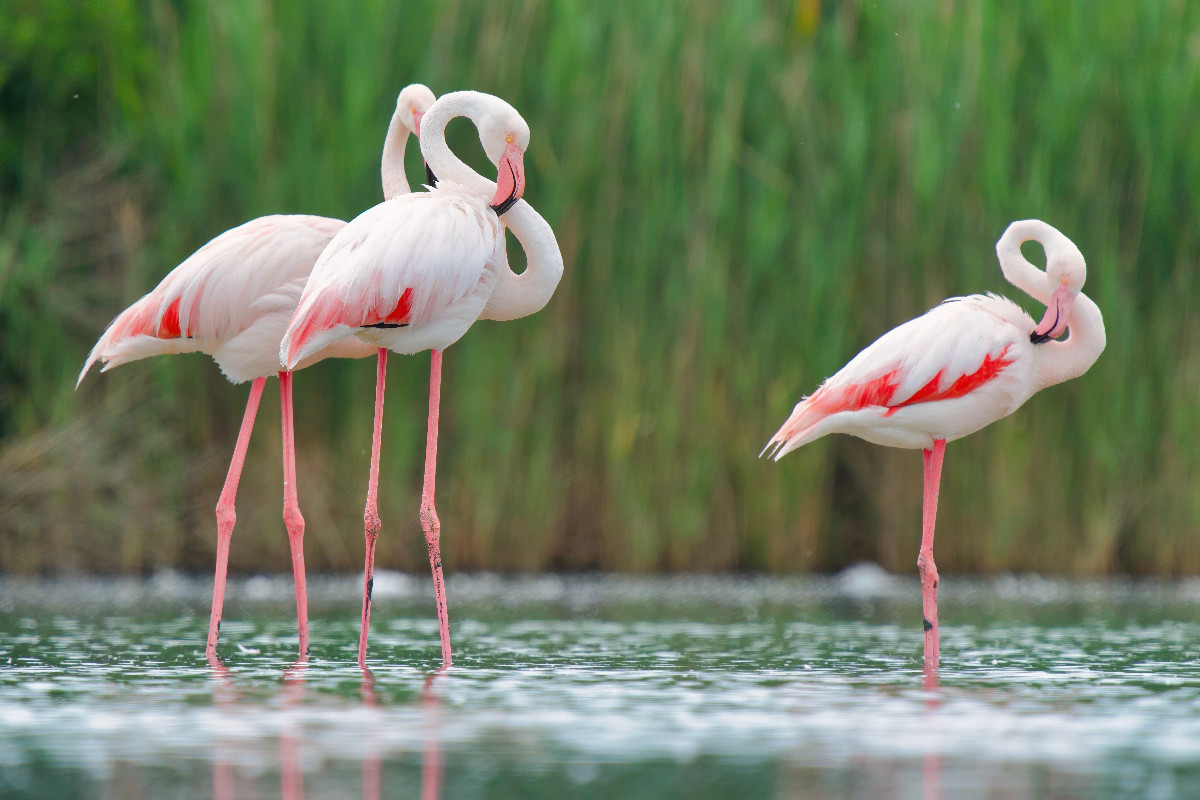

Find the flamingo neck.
xmin=418 ymin=92 xmax=497 ymax=202
xmin=480 ymin=199 xmax=564 ymax=321
xmin=995 ymin=219 xmax=1078 ymax=306
xmin=997 ymin=220 xmax=1106 ymax=390
xmin=1032 ymin=291 xmax=1106 ymax=390
xmin=381 ymin=110 xmax=414 ymax=200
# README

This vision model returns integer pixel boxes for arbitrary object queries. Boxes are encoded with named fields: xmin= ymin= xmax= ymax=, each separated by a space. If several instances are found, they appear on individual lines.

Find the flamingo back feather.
xmin=764 ymin=294 xmax=1033 ymax=457
xmin=281 ymin=188 xmax=500 ymax=368
xmin=78 ymin=215 xmax=344 ymax=386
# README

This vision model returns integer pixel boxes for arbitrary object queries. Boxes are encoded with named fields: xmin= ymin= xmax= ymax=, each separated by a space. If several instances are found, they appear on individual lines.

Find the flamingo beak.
xmin=1030 ymin=283 xmax=1076 ymax=344
xmin=490 ymin=140 xmax=525 ymax=216
xmin=412 ymin=110 xmax=437 ymax=186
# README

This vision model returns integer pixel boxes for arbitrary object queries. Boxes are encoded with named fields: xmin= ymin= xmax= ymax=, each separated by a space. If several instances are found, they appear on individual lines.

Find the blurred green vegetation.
xmin=1 ymin=0 xmax=1198 ymax=576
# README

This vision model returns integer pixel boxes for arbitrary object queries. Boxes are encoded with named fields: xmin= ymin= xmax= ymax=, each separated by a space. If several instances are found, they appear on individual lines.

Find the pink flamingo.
xmin=280 ymin=90 xmax=564 ymax=669
xmin=77 ymin=84 xmax=438 ymax=661
xmin=763 ymin=220 xmax=1105 ymax=671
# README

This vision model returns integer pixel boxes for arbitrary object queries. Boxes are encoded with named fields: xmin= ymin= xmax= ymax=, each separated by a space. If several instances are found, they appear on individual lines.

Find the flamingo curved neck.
xmin=480 ymin=199 xmax=564 ymax=321
xmin=998 ymin=220 xmax=1106 ymax=389
xmin=1033 ymin=291 xmax=1106 ymax=390
xmin=996 ymin=219 xmax=1083 ymax=306
xmin=419 ymin=91 xmax=562 ymax=321
xmin=418 ymin=92 xmax=496 ymax=201
xmin=381 ymin=111 xmax=415 ymax=200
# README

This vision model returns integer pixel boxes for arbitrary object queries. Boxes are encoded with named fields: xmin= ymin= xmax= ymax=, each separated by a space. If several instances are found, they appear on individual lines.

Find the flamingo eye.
xmin=506 ymin=134 xmax=514 ymax=143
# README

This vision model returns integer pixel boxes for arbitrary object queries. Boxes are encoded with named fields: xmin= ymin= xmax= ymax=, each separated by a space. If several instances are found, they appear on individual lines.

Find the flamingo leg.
xmin=279 ymin=371 xmax=310 ymax=660
xmin=421 ymin=350 xmax=452 ymax=667
xmin=359 ymin=348 xmax=388 ymax=669
xmin=207 ymin=376 xmax=266 ymax=659
xmin=918 ymin=438 xmax=946 ymax=672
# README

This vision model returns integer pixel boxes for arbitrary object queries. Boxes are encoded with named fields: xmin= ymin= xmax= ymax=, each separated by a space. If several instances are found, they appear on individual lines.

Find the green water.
xmin=3 ymin=571 xmax=1200 ymax=799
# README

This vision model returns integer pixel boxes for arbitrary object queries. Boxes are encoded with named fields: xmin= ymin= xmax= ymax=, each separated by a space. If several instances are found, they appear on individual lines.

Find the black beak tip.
xmin=490 ymin=195 xmax=518 ymax=216
xmin=1030 ymin=331 xmax=1051 ymax=344
xmin=425 ymin=163 xmax=438 ymax=187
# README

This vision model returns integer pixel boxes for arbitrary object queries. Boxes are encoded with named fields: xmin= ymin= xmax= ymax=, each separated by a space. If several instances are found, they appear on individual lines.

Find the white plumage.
xmin=76 ymin=83 xmax=439 ymax=662
xmin=79 ymin=215 xmax=374 ymax=385
xmin=762 ymin=219 xmax=1107 ymax=673
xmin=280 ymin=183 xmax=505 ymax=368
xmin=770 ymin=293 xmax=1040 ymax=452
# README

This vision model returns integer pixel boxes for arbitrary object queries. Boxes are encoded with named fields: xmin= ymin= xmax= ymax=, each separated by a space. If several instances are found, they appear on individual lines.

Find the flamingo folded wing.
xmin=78 ymin=215 xmax=346 ymax=386
xmin=764 ymin=295 xmax=1030 ymax=456
xmin=281 ymin=193 xmax=499 ymax=368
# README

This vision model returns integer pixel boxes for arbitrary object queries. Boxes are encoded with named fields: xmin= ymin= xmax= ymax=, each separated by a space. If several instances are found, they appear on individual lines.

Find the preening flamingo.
xmin=762 ymin=219 xmax=1105 ymax=671
xmin=280 ymin=90 xmax=564 ymax=669
xmin=77 ymin=84 xmax=438 ymax=661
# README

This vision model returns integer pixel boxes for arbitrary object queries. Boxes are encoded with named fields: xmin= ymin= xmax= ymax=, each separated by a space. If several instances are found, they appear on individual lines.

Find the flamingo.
xmin=279 ymin=90 xmax=564 ymax=669
xmin=77 ymin=84 xmax=438 ymax=661
xmin=762 ymin=219 xmax=1105 ymax=671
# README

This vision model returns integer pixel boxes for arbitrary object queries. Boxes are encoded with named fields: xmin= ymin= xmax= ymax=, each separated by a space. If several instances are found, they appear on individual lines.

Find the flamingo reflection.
xmin=281 ymin=660 xmax=307 ymax=800
xmin=421 ymin=668 xmax=446 ymax=800
xmin=360 ymin=667 xmax=381 ymax=800
xmin=360 ymin=665 xmax=445 ymax=800
xmin=207 ymin=653 xmax=237 ymax=800
xmin=922 ymin=662 xmax=941 ymax=800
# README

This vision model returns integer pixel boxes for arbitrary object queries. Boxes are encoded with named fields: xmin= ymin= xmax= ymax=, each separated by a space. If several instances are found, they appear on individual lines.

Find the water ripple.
xmin=3 ymin=574 xmax=1200 ymax=798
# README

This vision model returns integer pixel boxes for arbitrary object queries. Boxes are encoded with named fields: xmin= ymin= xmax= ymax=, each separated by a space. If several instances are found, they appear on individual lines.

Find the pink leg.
xmin=279 ymin=371 xmax=309 ymax=661
xmin=422 ymin=350 xmax=452 ymax=667
xmin=919 ymin=439 xmax=946 ymax=672
xmin=359 ymin=349 xmax=388 ymax=669
xmin=207 ymin=376 xmax=266 ymax=659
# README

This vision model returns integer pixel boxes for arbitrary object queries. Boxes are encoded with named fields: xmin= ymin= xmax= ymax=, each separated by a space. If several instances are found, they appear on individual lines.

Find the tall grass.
xmin=2 ymin=0 xmax=1198 ymax=575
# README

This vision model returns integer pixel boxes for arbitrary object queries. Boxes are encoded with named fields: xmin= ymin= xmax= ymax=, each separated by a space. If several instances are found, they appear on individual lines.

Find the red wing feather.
xmin=885 ymin=346 xmax=1013 ymax=415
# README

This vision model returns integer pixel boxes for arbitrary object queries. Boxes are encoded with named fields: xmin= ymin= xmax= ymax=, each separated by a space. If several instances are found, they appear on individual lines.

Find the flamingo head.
xmin=477 ymin=108 xmax=530 ymax=215
xmin=1030 ymin=241 xmax=1086 ymax=344
xmin=396 ymin=84 xmax=437 ymax=138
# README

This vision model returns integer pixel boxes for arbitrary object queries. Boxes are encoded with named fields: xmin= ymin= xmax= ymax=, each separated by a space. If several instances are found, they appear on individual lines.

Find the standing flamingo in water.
xmin=762 ymin=220 xmax=1105 ymax=671
xmin=280 ymin=90 xmax=564 ymax=668
xmin=77 ymin=84 xmax=438 ymax=660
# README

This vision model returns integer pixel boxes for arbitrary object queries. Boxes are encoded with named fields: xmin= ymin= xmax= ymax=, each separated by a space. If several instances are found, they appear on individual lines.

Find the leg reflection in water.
xmin=281 ymin=660 xmax=307 ymax=800
xmin=207 ymin=653 xmax=237 ymax=800
xmin=360 ymin=666 xmax=381 ymax=800
xmin=421 ymin=668 xmax=446 ymax=800
xmin=923 ymin=662 xmax=941 ymax=800
xmin=360 ymin=664 xmax=445 ymax=800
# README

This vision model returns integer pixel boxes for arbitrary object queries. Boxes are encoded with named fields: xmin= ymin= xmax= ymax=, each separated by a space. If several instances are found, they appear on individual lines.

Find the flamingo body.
xmin=79 ymin=215 xmax=375 ymax=386
xmin=764 ymin=219 xmax=1105 ymax=674
xmin=768 ymin=294 xmax=1041 ymax=452
xmin=278 ymin=90 xmax=562 ymax=669
xmin=78 ymin=84 xmax=439 ymax=661
xmin=281 ymin=184 xmax=505 ymax=368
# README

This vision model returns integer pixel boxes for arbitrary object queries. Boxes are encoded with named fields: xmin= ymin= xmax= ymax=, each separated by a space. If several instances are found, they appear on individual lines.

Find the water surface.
xmin=3 ymin=570 xmax=1200 ymax=798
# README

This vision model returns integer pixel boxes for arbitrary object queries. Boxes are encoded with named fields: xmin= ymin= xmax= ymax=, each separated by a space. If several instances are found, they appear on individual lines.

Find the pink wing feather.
xmin=281 ymin=191 xmax=499 ymax=368
xmin=765 ymin=294 xmax=1034 ymax=456
xmin=79 ymin=215 xmax=344 ymax=386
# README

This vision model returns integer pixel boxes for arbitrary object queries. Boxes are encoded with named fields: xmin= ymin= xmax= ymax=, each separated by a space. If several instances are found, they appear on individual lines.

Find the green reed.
xmin=2 ymin=0 xmax=1198 ymax=575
